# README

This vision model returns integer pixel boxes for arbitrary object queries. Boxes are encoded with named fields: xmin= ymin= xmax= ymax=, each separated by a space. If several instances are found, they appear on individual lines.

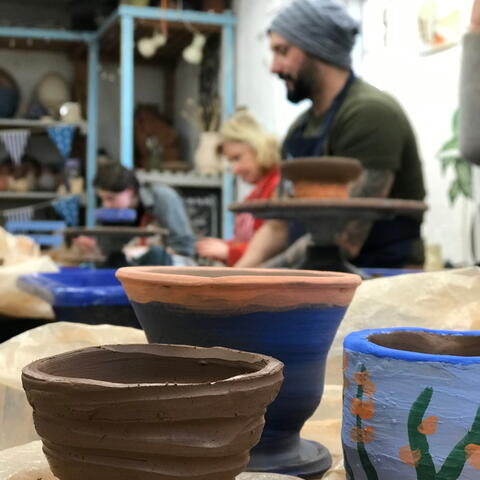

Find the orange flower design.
xmin=343 ymin=352 xmax=349 ymax=371
xmin=465 ymin=444 xmax=480 ymax=469
xmin=418 ymin=416 xmax=438 ymax=435
xmin=354 ymin=371 xmax=369 ymax=385
xmin=354 ymin=371 xmax=376 ymax=397
xmin=399 ymin=445 xmax=421 ymax=467
xmin=351 ymin=398 xmax=375 ymax=420
xmin=351 ymin=426 xmax=375 ymax=444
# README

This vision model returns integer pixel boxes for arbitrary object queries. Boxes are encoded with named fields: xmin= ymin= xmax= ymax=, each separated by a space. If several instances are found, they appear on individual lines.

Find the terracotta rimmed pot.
xmin=343 ymin=327 xmax=480 ymax=479
xmin=282 ymin=157 xmax=362 ymax=199
xmin=22 ymin=343 xmax=283 ymax=480
xmin=116 ymin=266 xmax=361 ymax=477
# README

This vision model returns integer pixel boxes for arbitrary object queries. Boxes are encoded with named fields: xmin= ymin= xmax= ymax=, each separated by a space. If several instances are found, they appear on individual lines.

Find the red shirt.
xmin=226 ymin=167 xmax=280 ymax=266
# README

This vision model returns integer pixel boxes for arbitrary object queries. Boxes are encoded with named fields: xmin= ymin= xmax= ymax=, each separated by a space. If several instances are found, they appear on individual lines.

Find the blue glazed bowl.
xmin=17 ymin=269 xmax=139 ymax=328
xmin=117 ymin=266 xmax=361 ymax=477
xmin=95 ymin=208 xmax=137 ymax=224
xmin=0 ymin=86 xmax=19 ymax=118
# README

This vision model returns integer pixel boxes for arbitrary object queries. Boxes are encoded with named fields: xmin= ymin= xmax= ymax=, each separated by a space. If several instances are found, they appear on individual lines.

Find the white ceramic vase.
xmin=194 ymin=131 xmax=222 ymax=176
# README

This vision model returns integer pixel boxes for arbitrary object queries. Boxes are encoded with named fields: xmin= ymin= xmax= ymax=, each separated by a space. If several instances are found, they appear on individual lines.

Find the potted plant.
xmin=437 ymin=109 xmax=472 ymax=204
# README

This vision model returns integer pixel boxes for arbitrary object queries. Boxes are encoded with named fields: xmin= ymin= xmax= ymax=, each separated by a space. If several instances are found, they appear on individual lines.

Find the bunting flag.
xmin=53 ymin=195 xmax=79 ymax=227
xmin=3 ymin=206 xmax=33 ymax=222
xmin=47 ymin=125 xmax=76 ymax=159
xmin=0 ymin=129 xmax=30 ymax=165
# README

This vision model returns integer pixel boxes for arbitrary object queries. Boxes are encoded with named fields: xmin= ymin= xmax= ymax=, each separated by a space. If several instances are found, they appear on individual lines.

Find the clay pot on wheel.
xmin=282 ymin=157 xmax=362 ymax=199
xmin=22 ymin=343 xmax=283 ymax=480
xmin=343 ymin=328 xmax=480 ymax=479
xmin=117 ymin=266 xmax=361 ymax=477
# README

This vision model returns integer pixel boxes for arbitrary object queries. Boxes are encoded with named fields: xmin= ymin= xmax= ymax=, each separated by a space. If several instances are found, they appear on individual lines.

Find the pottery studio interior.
xmin=2 ymin=0 xmax=480 ymax=479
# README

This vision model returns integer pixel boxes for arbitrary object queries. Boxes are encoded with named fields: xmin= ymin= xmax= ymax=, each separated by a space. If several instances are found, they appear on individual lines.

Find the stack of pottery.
xmin=117 ymin=266 xmax=361 ymax=477
xmin=343 ymin=327 xmax=480 ymax=479
xmin=22 ymin=343 xmax=283 ymax=480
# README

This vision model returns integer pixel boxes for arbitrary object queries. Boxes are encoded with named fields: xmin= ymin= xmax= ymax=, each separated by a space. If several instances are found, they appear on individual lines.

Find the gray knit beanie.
xmin=270 ymin=0 xmax=359 ymax=70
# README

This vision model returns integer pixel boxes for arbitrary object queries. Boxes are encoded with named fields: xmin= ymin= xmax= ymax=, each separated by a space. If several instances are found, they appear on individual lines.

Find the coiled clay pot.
xmin=343 ymin=328 xmax=480 ymax=480
xmin=22 ymin=343 xmax=283 ymax=480
xmin=116 ymin=266 xmax=361 ymax=477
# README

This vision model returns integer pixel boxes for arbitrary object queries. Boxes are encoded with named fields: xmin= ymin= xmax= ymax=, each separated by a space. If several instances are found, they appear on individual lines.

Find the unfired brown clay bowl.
xmin=282 ymin=157 xmax=362 ymax=199
xmin=116 ymin=266 xmax=361 ymax=477
xmin=22 ymin=343 xmax=284 ymax=480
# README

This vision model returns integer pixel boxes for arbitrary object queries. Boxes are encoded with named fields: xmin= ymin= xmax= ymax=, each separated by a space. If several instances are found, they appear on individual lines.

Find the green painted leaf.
xmin=407 ymin=387 xmax=436 ymax=478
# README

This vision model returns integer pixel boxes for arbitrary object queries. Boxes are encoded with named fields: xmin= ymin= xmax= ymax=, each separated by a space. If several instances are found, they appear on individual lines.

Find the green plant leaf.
xmin=452 ymin=108 xmax=460 ymax=134
xmin=439 ymin=137 xmax=459 ymax=154
xmin=449 ymin=180 xmax=461 ymax=205
xmin=455 ymin=160 xmax=473 ymax=198
xmin=440 ymin=155 xmax=459 ymax=174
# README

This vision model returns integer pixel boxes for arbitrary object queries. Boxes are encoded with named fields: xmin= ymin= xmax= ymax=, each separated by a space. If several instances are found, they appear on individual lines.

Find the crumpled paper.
xmin=0 ymin=229 xmax=40 ymax=266
xmin=0 ymin=322 xmax=146 ymax=451
xmin=0 ymin=227 xmax=58 ymax=318
xmin=0 ymin=441 xmax=313 ymax=480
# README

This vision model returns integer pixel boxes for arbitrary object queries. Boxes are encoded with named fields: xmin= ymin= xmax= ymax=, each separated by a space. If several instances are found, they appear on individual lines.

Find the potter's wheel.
xmin=230 ymin=197 xmax=427 ymax=220
xmin=230 ymin=197 xmax=427 ymax=275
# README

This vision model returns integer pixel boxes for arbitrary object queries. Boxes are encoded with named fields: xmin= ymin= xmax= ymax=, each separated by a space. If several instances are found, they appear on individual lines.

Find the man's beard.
xmin=279 ymin=59 xmax=318 ymax=103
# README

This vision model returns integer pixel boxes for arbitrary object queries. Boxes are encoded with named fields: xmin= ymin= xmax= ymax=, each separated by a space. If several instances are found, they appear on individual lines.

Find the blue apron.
xmin=281 ymin=72 xmax=422 ymax=268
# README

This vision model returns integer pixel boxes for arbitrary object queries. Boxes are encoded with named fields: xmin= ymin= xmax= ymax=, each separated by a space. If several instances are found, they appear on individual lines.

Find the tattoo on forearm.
xmin=350 ymin=169 xmax=394 ymax=198
xmin=338 ymin=169 xmax=395 ymax=257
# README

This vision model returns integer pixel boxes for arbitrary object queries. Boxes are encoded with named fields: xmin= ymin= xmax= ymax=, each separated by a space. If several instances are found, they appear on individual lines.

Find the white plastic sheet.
xmin=0 ymin=227 xmax=58 ymax=318
xmin=0 ymin=322 xmax=146 ymax=451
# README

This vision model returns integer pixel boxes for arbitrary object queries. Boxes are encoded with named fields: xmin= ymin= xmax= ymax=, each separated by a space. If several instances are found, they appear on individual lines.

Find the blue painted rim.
xmin=344 ymin=327 xmax=480 ymax=365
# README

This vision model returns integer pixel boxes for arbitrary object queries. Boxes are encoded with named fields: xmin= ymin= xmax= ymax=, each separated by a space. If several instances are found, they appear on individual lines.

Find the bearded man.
xmin=235 ymin=0 xmax=426 ymax=269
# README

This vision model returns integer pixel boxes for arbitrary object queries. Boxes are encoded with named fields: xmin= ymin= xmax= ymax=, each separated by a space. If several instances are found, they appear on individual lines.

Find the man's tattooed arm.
xmin=336 ymin=169 xmax=394 ymax=258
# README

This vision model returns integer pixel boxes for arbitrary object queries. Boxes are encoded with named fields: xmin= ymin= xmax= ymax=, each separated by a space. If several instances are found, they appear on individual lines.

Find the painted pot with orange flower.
xmin=342 ymin=327 xmax=480 ymax=480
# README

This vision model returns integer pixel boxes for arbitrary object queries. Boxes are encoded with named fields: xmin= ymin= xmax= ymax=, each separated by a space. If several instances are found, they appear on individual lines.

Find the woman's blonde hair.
xmin=220 ymin=108 xmax=280 ymax=171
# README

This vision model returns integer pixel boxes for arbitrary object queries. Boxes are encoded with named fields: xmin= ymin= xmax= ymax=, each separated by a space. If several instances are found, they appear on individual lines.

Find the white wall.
xmin=233 ymin=0 xmax=475 ymax=265
xmin=360 ymin=0 xmax=475 ymax=265
xmin=96 ymin=62 xmax=166 ymax=162
xmin=233 ymin=0 xmax=307 ymax=139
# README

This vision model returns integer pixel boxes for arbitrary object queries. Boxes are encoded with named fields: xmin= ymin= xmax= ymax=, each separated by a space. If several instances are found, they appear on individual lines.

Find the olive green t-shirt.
xmin=283 ymin=78 xmax=426 ymax=203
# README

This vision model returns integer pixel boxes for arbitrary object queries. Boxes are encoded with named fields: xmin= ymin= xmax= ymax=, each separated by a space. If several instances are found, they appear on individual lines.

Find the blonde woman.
xmin=196 ymin=109 xmax=281 ymax=266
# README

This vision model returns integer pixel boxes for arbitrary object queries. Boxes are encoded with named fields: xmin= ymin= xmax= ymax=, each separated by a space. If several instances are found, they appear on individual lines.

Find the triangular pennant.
xmin=47 ymin=125 xmax=76 ymax=159
xmin=0 ymin=129 xmax=30 ymax=165
xmin=53 ymin=195 xmax=79 ymax=227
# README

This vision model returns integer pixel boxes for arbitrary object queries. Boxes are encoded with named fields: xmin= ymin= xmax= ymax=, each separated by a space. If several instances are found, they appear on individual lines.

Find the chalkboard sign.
xmin=181 ymin=189 xmax=221 ymax=238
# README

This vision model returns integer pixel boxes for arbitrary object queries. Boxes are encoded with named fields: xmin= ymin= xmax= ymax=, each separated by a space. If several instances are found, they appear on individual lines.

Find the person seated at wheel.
xmin=74 ymin=162 xmax=195 ymax=268
xmin=196 ymin=109 xmax=281 ymax=266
